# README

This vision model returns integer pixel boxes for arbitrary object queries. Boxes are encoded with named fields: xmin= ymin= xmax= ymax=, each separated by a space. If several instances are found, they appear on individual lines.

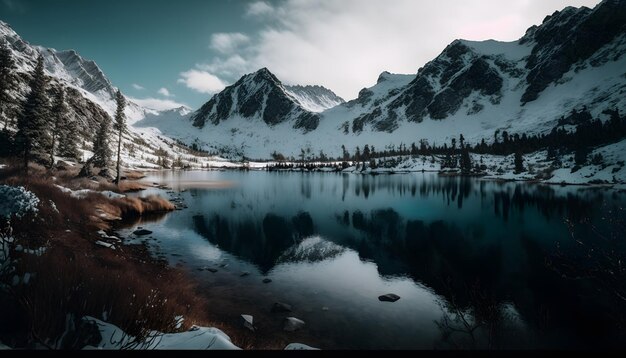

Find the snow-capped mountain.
xmin=334 ymin=0 xmax=626 ymax=134
xmin=162 ymin=0 xmax=625 ymax=159
xmin=0 ymin=20 xmax=151 ymax=125
xmin=0 ymin=20 xmax=206 ymax=169
xmin=284 ymin=85 xmax=344 ymax=112
xmin=190 ymin=68 xmax=321 ymax=132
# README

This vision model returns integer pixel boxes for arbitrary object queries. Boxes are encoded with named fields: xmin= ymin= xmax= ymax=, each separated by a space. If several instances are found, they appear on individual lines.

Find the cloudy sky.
xmin=1 ymin=0 xmax=601 ymax=110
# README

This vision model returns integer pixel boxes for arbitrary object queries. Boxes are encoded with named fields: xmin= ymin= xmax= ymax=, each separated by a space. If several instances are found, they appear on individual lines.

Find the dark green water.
xmin=122 ymin=171 xmax=626 ymax=349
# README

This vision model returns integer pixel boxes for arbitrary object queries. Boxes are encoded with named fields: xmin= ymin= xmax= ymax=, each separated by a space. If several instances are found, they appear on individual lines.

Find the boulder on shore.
xmin=241 ymin=314 xmax=254 ymax=332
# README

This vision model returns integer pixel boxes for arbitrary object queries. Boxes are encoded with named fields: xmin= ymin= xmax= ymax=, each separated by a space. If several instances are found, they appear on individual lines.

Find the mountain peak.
xmin=250 ymin=67 xmax=280 ymax=84
xmin=190 ymin=69 xmax=321 ymax=132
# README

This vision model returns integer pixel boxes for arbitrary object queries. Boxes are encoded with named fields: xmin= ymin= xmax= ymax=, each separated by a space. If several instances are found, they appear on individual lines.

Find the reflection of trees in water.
xmin=346 ymin=175 xmax=602 ymax=223
xmin=492 ymin=185 xmax=595 ymax=222
xmin=190 ymin=180 xmax=623 ymax=348
xmin=344 ymin=201 xmax=625 ymax=348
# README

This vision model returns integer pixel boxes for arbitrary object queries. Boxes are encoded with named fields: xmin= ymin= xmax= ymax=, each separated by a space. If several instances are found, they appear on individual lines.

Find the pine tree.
xmin=460 ymin=146 xmax=472 ymax=174
xmin=574 ymin=147 xmax=588 ymax=166
xmin=58 ymin=116 xmax=80 ymax=160
xmin=514 ymin=151 xmax=524 ymax=173
xmin=113 ymin=90 xmax=126 ymax=184
xmin=15 ymin=55 xmax=50 ymax=171
xmin=48 ymin=87 xmax=67 ymax=167
xmin=363 ymin=144 xmax=370 ymax=161
xmin=0 ymin=39 xmax=16 ymax=129
xmin=92 ymin=116 xmax=111 ymax=168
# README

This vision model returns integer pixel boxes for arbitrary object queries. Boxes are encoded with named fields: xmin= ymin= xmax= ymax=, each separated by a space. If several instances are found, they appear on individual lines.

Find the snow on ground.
xmin=295 ymin=138 xmax=626 ymax=185
xmin=95 ymin=241 xmax=116 ymax=250
xmin=82 ymin=316 xmax=319 ymax=350
xmin=545 ymin=140 xmax=626 ymax=184
xmin=54 ymin=185 xmax=125 ymax=199
xmin=82 ymin=317 xmax=240 ymax=350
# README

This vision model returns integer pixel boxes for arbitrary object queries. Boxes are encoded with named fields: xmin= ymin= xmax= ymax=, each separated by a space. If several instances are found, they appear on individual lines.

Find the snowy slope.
xmin=0 ymin=20 xmax=211 ymax=170
xmin=154 ymin=0 xmax=626 ymax=160
xmin=0 ymin=20 xmax=150 ymax=124
xmin=284 ymin=85 xmax=344 ymax=112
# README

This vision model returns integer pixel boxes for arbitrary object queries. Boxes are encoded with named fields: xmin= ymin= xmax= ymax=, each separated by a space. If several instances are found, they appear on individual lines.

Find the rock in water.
xmin=262 ymin=278 xmax=272 ymax=284
xmin=133 ymin=229 xmax=153 ymax=236
xmin=206 ymin=268 xmax=218 ymax=273
xmin=241 ymin=314 xmax=254 ymax=332
xmin=378 ymin=293 xmax=401 ymax=302
xmin=271 ymin=302 xmax=292 ymax=313
xmin=283 ymin=317 xmax=305 ymax=332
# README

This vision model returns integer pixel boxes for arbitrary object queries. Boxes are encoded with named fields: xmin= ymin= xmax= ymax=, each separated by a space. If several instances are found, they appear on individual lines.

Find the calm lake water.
xmin=120 ymin=171 xmax=626 ymax=349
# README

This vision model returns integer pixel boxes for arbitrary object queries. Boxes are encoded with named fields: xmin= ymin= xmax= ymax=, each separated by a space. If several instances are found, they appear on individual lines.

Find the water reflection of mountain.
xmin=276 ymin=236 xmax=346 ymax=264
xmin=192 ymin=211 xmax=317 ymax=272
xmin=189 ymin=179 xmax=624 ymax=347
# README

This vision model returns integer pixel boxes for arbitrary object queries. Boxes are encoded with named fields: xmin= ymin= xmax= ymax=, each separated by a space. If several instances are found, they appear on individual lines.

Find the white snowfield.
xmin=54 ymin=185 xmax=125 ymax=199
xmin=82 ymin=317 xmax=240 ymax=350
xmin=284 ymin=85 xmax=345 ymax=113
xmin=82 ymin=317 xmax=319 ymax=350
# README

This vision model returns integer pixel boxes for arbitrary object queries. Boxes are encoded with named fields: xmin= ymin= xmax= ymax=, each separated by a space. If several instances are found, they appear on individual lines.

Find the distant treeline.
xmin=271 ymin=107 xmax=625 ymax=170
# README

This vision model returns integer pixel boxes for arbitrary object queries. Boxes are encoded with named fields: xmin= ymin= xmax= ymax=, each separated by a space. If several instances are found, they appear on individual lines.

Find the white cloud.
xmin=129 ymin=97 xmax=186 ymax=111
xmin=158 ymin=87 xmax=172 ymax=97
xmin=245 ymin=1 xmax=275 ymax=17
xmin=132 ymin=83 xmax=145 ymax=90
xmin=177 ymin=69 xmax=227 ymax=94
xmin=197 ymin=55 xmax=250 ymax=78
xmin=210 ymin=32 xmax=250 ymax=54
xmin=205 ymin=0 xmax=602 ymax=100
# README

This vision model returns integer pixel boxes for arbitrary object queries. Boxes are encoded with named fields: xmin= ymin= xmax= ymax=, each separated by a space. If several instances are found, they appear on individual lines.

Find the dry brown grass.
xmin=0 ymin=163 xmax=205 ymax=348
xmin=13 ymin=239 xmax=205 ymax=348
xmin=98 ymin=196 xmax=176 ymax=222
xmin=123 ymin=171 xmax=147 ymax=180
xmin=117 ymin=180 xmax=149 ymax=193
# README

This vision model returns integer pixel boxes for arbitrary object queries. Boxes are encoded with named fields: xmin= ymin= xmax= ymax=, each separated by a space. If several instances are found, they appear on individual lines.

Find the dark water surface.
xmin=120 ymin=171 xmax=626 ymax=349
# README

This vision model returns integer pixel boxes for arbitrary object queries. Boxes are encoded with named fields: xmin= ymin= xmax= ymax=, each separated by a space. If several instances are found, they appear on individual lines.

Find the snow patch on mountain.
xmin=284 ymin=85 xmax=344 ymax=112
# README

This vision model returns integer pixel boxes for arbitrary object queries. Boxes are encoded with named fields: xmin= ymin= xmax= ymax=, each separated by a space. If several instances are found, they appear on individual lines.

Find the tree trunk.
xmin=49 ymin=132 xmax=56 ymax=169
xmin=115 ymin=129 xmax=122 ymax=185
xmin=23 ymin=144 xmax=29 ymax=175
